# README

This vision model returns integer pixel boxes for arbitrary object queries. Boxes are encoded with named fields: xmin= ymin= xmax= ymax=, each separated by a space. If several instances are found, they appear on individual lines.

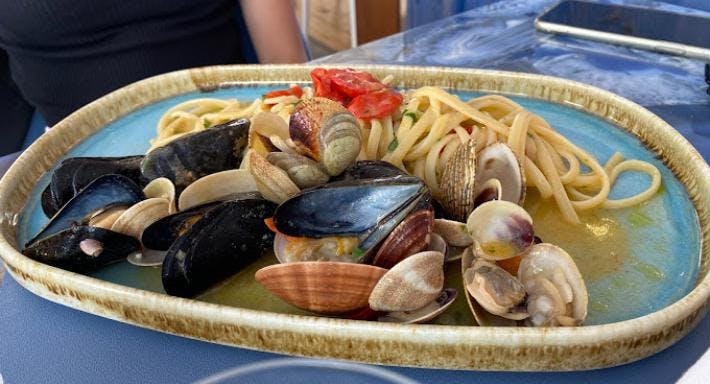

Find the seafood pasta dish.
xmin=24 ymin=68 xmax=662 ymax=327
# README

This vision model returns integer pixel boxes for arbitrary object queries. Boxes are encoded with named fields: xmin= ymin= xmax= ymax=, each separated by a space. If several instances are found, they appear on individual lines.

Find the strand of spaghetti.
xmin=558 ymin=148 xmax=580 ymax=184
xmin=453 ymin=126 xmax=471 ymax=144
xmin=507 ymin=111 xmax=531 ymax=160
xmin=383 ymin=107 xmax=437 ymax=166
xmin=411 ymin=156 xmax=426 ymax=181
xmin=568 ymin=160 xmax=661 ymax=209
xmin=604 ymin=152 xmax=625 ymax=173
xmin=533 ymin=134 xmax=580 ymax=223
xmin=412 ymin=87 xmax=510 ymax=135
xmin=530 ymin=115 xmax=610 ymax=210
xmin=395 ymin=98 xmax=420 ymax=137
xmin=425 ymin=134 xmax=458 ymax=197
xmin=524 ymin=156 xmax=554 ymax=198
xmin=367 ymin=119 xmax=383 ymax=160
xmin=406 ymin=113 xmax=465 ymax=160
xmin=378 ymin=117 xmax=394 ymax=159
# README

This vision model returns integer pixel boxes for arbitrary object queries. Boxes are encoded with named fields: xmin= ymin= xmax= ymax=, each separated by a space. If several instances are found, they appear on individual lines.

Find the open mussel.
xmin=141 ymin=200 xmax=224 ymax=251
xmin=161 ymin=196 xmax=276 ymax=297
xmin=41 ymin=156 xmax=144 ymax=217
xmin=289 ymin=97 xmax=361 ymax=176
xmin=141 ymin=119 xmax=249 ymax=192
xmin=27 ymin=174 xmax=144 ymax=247
xmin=333 ymin=160 xmax=408 ymax=182
xmin=272 ymin=176 xmax=428 ymax=263
xmin=23 ymin=225 xmax=140 ymax=273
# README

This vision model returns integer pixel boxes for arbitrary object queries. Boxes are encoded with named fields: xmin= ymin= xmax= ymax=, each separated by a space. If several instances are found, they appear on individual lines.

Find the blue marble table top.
xmin=2 ymin=0 xmax=710 ymax=382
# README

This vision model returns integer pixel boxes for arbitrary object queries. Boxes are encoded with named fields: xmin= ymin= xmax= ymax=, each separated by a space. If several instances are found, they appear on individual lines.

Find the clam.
xmin=249 ymin=111 xmax=289 ymax=154
xmin=466 ymin=200 xmax=534 ymax=261
xmin=178 ymin=169 xmax=258 ymax=211
xmin=143 ymin=177 xmax=176 ymax=213
xmin=248 ymin=151 xmax=300 ymax=204
xmin=41 ymin=156 xmax=144 ymax=217
xmin=289 ymin=97 xmax=361 ymax=176
xmin=23 ymin=225 xmax=140 ymax=273
xmin=433 ymin=218 xmax=473 ymax=247
xmin=463 ymin=257 xmax=528 ymax=321
xmin=273 ymin=177 xmax=428 ymax=261
xmin=371 ymin=202 xmax=434 ymax=269
xmin=378 ymin=288 xmax=457 ymax=324
xmin=428 ymin=233 xmax=448 ymax=255
xmin=26 ymin=174 xmax=145 ymax=247
xmin=440 ymin=138 xmax=476 ymax=221
xmin=368 ymin=251 xmax=445 ymax=312
xmin=475 ymin=143 xmax=525 ymax=205
xmin=266 ymin=152 xmax=329 ymax=189
xmin=84 ymin=204 xmax=129 ymax=229
xmin=460 ymin=246 xmax=518 ymax=326
xmin=473 ymin=178 xmax=502 ymax=207
xmin=255 ymin=261 xmax=387 ymax=314
xmin=141 ymin=119 xmax=249 ymax=192
xmin=110 ymin=198 xmax=170 ymax=240
xmin=162 ymin=197 xmax=276 ymax=297
xmin=518 ymin=243 xmax=588 ymax=326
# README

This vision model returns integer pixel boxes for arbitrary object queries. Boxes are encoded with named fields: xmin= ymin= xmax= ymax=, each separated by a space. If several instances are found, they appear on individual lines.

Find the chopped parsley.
xmin=352 ymin=247 xmax=365 ymax=258
xmin=387 ymin=137 xmax=399 ymax=152
xmin=203 ymin=118 xmax=212 ymax=128
xmin=403 ymin=109 xmax=418 ymax=122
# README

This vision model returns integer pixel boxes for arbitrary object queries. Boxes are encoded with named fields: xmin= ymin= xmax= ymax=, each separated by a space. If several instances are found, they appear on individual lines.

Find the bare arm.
xmin=239 ymin=0 xmax=308 ymax=63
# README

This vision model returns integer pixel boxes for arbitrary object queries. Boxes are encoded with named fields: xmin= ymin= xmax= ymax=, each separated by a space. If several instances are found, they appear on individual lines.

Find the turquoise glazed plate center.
xmin=16 ymin=85 xmax=701 ymax=326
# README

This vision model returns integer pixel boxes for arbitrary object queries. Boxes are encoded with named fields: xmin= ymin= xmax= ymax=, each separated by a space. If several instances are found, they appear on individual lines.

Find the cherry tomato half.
xmin=347 ymin=89 xmax=403 ymax=120
xmin=264 ymin=85 xmax=303 ymax=99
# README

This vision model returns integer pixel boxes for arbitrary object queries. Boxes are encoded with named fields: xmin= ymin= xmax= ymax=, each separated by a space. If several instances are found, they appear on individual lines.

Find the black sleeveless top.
xmin=0 ymin=0 xmax=243 ymax=125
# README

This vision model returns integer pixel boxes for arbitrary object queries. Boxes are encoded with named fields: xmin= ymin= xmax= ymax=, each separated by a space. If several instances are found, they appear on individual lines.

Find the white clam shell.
xmin=518 ymin=243 xmax=588 ymax=325
xmin=86 ymin=205 xmax=128 ymax=229
xmin=368 ymin=250 xmax=445 ymax=312
xmin=475 ymin=142 xmax=525 ymax=204
xmin=466 ymin=200 xmax=534 ymax=261
xmin=433 ymin=218 xmax=473 ymax=247
xmin=110 ymin=198 xmax=170 ymax=240
xmin=461 ymin=246 xmax=519 ymax=326
xmin=143 ymin=177 xmax=176 ymax=214
xmin=178 ymin=169 xmax=258 ymax=211
xmin=378 ymin=288 xmax=457 ymax=324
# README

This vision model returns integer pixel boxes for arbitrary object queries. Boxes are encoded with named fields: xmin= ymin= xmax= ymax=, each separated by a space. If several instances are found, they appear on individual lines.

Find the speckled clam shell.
xmin=255 ymin=261 xmax=387 ymax=314
xmin=248 ymin=151 xmax=300 ymax=204
xmin=266 ymin=152 xmax=329 ymax=189
xmin=440 ymin=138 xmax=476 ymax=221
xmin=1 ymin=65 xmax=709 ymax=371
xmin=369 ymin=251 xmax=445 ymax=312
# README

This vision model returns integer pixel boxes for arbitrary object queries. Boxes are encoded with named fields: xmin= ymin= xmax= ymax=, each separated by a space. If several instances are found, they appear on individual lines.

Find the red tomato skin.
xmin=347 ymin=90 xmax=403 ymax=119
xmin=264 ymin=85 xmax=303 ymax=99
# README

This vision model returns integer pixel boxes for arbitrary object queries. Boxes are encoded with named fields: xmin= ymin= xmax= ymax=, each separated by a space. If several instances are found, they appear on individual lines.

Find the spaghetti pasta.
xmin=151 ymin=80 xmax=661 ymax=223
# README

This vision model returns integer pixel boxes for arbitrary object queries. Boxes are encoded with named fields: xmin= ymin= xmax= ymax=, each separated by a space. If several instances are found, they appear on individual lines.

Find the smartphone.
xmin=535 ymin=0 xmax=710 ymax=61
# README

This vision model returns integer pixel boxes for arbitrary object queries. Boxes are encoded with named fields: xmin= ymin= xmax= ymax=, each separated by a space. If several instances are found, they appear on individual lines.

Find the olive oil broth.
xmin=91 ymin=187 xmax=672 ymax=326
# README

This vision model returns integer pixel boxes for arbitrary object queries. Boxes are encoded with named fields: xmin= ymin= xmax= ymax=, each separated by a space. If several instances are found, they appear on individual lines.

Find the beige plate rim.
xmin=0 ymin=64 xmax=708 ymax=371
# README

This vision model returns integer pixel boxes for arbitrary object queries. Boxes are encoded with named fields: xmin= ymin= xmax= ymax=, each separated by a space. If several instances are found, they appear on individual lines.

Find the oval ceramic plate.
xmin=0 ymin=65 xmax=708 ymax=370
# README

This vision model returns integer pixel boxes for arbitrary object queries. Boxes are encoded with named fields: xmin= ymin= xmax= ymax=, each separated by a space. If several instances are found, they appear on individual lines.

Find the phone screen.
xmin=538 ymin=0 xmax=710 ymax=49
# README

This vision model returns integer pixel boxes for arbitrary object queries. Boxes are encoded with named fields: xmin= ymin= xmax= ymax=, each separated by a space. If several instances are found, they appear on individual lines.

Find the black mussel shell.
xmin=161 ymin=197 xmax=277 ymax=297
xmin=141 ymin=201 xmax=222 ymax=251
xmin=141 ymin=119 xmax=249 ymax=193
xmin=26 ymin=174 xmax=144 ymax=247
xmin=42 ymin=156 xmax=144 ymax=217
xmin=273 ymin=177 xmax=426 ymax=239
xmin=23 ymin=225 xmax=140 ymax=273
xmin=332 ymin=160 xmax=408 ymax=181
